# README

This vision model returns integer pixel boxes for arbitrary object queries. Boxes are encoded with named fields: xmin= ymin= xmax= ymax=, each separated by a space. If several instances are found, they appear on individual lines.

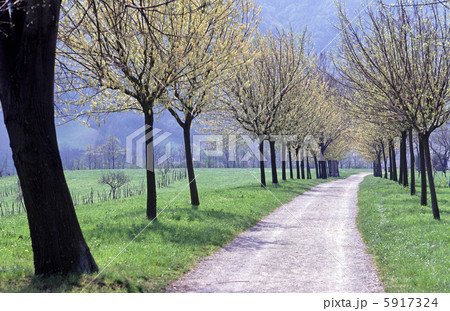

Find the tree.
xmin=430 ymin=124 xmax=450 ymax=175
xmin=99 ymin=135 xmax=125 ymax=169
xmin=335 ymin=0 xmax=450 ymax=219
xmin=58 ymin=0 xmax=202 ymax=219
xmin=99 ymin=171 xmax=130 ymax=199
xmin=222 ymin=29 xmax=310 ymax=185
xmin=163 ymin=0 xmax=258 ymax=206
xmin=0 ymin=0 xmax=98 ymax=274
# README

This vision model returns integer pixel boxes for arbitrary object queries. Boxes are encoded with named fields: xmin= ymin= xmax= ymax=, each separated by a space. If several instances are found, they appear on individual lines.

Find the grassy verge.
xmin=0 ymin=168 xmax=362 ymax=292
xmin=357 ymin=176 xmax=450 ymax=292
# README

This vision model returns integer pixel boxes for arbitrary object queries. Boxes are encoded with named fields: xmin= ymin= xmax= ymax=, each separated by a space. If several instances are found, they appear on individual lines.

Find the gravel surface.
xmin=168 ymin=173 xmax=384 ymax=293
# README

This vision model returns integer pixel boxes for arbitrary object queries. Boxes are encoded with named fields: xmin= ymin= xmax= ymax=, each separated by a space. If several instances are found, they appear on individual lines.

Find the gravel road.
xmin=168 ymin=173 xmax=383 ymax=293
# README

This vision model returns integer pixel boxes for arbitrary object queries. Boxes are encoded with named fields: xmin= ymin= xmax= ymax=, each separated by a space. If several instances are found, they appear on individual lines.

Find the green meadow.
xmin=0 ymin=168 xmax=360 ymax=292
xmin=357 ymin=174 xmax=450 ymax=292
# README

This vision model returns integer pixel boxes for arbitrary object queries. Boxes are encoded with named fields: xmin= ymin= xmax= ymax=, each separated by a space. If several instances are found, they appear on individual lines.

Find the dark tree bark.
xmin=409 ymin=129 xmax=416 ymax=195
xmin=419 ymin=135 xmax=427 ymax=206
xmin=402 ymin=132 xmax=408 ymax=187
xmin=313 ymin=155 xmax=319 ymax=179
xmin=390 ymin=141 xmax=398 ymax=182
xmin=422 ymin=134 xmax=440 ymax=220
xmin=306 ymin=156 xmax=312 ymax=179
xmin=381 ymin=141 xmax=388 ymax=179
xmin=319 ymin=161 xmax=327 ymax=179
xmin=143 ymin=109 xmax=158 ymax=218
xmin=0 ymin=0 xmax=98 ymax=275
xmin=388 ymin=140 xmax=393 ymax=180
xmin=281 ymin=143 xmax=287 ymax=181
xmin=295 ymin=147 xmax=300 ymax=179
xmin=288 ymin=148 xmax=294 ymax=179
xmin=301 ymin=158 xmax=306 ymax=179
xmin=259 ymin=137 xmax=266 ymax=187
xmin=167 ymin=107 xmax=199 ymax=207
xmin=183 ymin=120 xmax=200 ymax=206
xmin=399 ymin=131 xmax=408 ymax=187
xmin=374 ymin=153 xmax=382 ymax=177
xmin=399 ymin=135 xmax=404 ymax=185
xmin=269 ymin=140 xmax=278 ymax=184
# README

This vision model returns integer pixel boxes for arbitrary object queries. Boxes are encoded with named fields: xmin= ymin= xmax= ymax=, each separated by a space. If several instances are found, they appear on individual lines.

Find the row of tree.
xmin=1 ymin=0 xmax=447 ymax=277
xmin=337 ymin=0 xmax=450 ymax=220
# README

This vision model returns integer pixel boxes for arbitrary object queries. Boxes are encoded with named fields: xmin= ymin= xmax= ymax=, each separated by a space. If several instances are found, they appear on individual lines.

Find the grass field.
xmin=0 ymin=169 xmax=187 ymax=214
xmin=0 ymin=168 xmax=362 ymax=292
xmin=357 ymin=175 xmax=450 ymax=292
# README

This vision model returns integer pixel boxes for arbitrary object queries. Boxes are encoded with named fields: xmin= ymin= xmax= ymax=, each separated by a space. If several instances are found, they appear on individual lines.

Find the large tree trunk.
xmin=288 ymin=148 xmax=294 ymax=179
xmin=143 ymin=109 xmax=158 ymax=219
xmin=0 ymin=0 xmax=98 ymax=275
xmin=183 ymin=123 xmax=200 ymax=206
xmin=281 ymin=143 xmax=287 ymax=181
xmin=409 ymin=129 xmax=416 ymax=195
xmin=422 ymin=134 xmax=440 ymax=220
xmin=269 ymin=140 xmax=278 ymax=184
xmin=259 ymin=137 xmax=266 ymax=187
xmin=418 ymin=135 xmax=427 ymax=206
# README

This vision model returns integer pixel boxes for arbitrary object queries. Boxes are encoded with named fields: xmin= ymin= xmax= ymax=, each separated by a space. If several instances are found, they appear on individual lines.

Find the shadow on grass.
xmin=18 ymin=273 xmax=83 ymax=293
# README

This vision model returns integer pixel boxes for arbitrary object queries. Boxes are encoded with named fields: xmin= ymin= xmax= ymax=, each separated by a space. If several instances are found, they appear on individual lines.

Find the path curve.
xmin=168 ymin=173 xmax=383 ymax=293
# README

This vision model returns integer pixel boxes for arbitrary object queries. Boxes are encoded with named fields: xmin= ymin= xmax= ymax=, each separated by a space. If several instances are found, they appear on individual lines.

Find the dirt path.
xmin=168 ymin=173 xmax=383 ymax=293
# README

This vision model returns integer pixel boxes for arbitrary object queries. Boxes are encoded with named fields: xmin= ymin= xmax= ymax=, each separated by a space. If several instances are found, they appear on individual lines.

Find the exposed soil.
xmin=168 ymin=173 xmax=383 ymax=293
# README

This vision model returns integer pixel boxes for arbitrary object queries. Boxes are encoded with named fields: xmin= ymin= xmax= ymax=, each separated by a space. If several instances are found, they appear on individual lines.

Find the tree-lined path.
xmin=169 ymin=173 xmax=383 ymax=293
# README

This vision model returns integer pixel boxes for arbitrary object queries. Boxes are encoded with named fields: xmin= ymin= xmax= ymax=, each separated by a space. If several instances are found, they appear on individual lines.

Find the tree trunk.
xmin=422 ymin=134 xmax=440 ymax=220
xmin=398 ymin=139 xmax=403 ymax=185
xmin=259 ymin=137 xmax=266 ymax=187
xmin=390 ymin=141 xmax=398 ymax=182
xmin=269 ymin=140 xmax=278 ymax=184
xmin=373 ymin=153 xmax=382 ymax=177
xmin=409 ymin=129 xmax=416 ymax=195
xmin=183 ymin=124 xmax=200 ymax=206
xmin=0 ymin=0 xmax=98 ymax=275
xmin=419 ymin=135 xmax=427 ymax=206
xmin=306 ymin=156 xmax=312 ymax=179
xmin=381 ymin=141 xmax=388 ymax=179
xmin=313 ymin=155 xmax=319 ymax=179
xmin=389 ymin=141 xmax=393 ymax=180
xmin=295 ymin=147 xmax=300 ymax=179
xmin=281 ymin=143 xmax=287 ymax=181
xmin=399 ymin=131 xmax=408 ymax=187
xmin=143 ymin=109 xmax=157 ymax=219
xmin=301 ymin=158 xmax=306 ymax=180
xmin=401 ymin=131 xmax=408 ymax=187
xmin=288 ymin=148 xmax=294 ymax=179
xmin=319 ymin=161 xmax=327 ymax=179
